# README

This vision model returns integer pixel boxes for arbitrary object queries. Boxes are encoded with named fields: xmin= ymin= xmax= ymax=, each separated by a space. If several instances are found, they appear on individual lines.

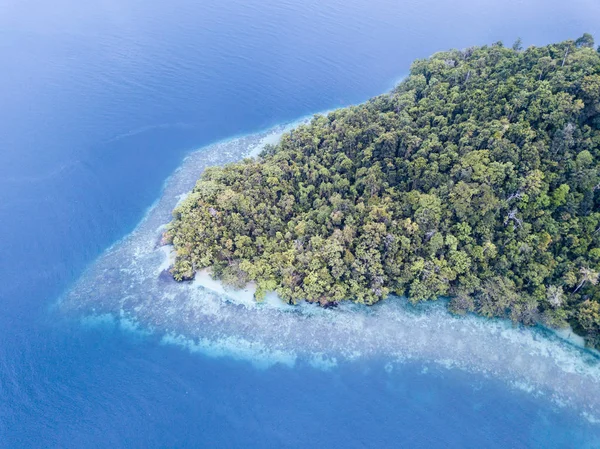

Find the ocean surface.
xmin=2 ymin=0 xmax=600 ymax=447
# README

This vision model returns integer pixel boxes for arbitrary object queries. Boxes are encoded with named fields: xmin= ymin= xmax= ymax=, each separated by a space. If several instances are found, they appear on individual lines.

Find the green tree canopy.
xmin=575 ymin=33 xmax=595 ymax=49
xmin=165 ymin=37 xmax=600 ymax=347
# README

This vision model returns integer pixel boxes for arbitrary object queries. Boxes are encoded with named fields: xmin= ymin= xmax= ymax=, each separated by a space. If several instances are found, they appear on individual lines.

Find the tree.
xmin=546 ymin=285 xmax=564 ymax=308
xmin=578 ymin=300 xmax=600 ymax=347
xmin=573 ymin=267 xmax=600 ymax=293
xmin=575 ymin=33 xmax=595 ymax=48
xmin=512 ymin=37 xmax=523 ymax=51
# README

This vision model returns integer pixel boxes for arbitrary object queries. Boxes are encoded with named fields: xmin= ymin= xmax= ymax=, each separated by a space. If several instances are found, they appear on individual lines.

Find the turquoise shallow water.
xmin=2 ymin=0 xmax=600 ymax=446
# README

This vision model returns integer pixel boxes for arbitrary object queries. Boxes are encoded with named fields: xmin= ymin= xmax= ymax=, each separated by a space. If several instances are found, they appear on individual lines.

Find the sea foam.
xmin=57 ymin=118 xmax=600 ymax=423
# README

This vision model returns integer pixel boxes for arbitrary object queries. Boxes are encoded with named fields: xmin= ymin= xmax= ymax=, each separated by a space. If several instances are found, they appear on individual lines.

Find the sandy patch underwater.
xmin=57 ymin=117 xmax=600 ymax=423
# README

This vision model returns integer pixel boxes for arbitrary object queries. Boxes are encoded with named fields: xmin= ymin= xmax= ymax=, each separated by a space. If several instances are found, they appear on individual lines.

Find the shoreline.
xmin=189 ymin=256 xmax=597 ymax=354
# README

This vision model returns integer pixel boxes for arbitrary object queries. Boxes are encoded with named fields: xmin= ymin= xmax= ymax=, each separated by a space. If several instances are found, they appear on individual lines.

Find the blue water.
xmin=2 ymin=0 xmax=600 ymax=446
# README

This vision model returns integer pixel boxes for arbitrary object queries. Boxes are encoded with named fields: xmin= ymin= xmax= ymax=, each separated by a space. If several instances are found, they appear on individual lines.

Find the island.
xmin=164 ymin=36 xmax=600 ymax=348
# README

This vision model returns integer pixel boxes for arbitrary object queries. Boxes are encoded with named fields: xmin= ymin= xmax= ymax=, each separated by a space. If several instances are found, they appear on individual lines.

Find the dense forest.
xmin=165 ymin=36 xmax=600 ymax=347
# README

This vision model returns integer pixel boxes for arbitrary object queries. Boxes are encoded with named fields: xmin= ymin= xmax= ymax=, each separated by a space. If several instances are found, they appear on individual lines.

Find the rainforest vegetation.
xmin=165 ymin=36 xmax=600 ymax=347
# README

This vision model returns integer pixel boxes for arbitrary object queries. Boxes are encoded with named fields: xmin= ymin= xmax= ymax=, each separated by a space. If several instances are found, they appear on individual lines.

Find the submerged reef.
xmin=59 ymin=120 xmax=600 ymax=422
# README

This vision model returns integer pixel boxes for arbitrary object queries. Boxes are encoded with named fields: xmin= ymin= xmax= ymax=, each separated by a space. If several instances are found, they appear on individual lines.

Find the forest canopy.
xmin=165 ymin=37 xmax=600 ymax=347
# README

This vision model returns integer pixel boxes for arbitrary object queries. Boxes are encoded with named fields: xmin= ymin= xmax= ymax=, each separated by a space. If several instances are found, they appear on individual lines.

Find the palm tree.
xmin=573 ymin=267 xmax=600 ymax=293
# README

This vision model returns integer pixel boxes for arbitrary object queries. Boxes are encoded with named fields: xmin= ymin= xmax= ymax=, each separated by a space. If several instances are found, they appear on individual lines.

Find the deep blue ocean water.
xmin=2 ymin=0 xmax=600 ymax=447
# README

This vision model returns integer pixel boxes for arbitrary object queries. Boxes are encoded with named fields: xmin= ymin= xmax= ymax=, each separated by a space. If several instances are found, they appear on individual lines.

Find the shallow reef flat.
xmin=58 ymin=120 xmax=600 ymax=423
